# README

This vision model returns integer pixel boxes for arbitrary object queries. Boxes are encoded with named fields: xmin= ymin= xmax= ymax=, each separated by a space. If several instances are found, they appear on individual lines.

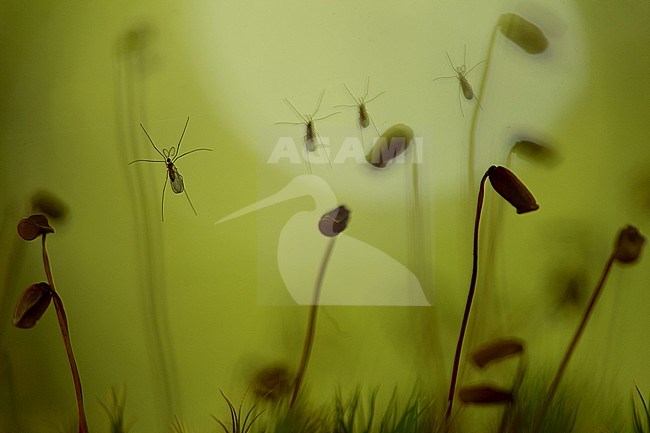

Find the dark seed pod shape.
xmin=318 ymin=205 xmax=351 ymax=237
xmin=13 ymin=282 xmax=53 ymax=329
xmin=614 ymin=225 xmax=645 ymax=264
xmin=31 ymin=190 xmax=69 ymax=221
xmin=511 ymin=140 xmax=559 ymax=167
xmin=499 ymin=13 xmax=548 ymax=54
xmin=17 ymin=214 xmax=54 ymax=241
xmin=366 ymin=124 xmax=414 ymax=168
xmin=471 ymin=338 xmax=525 ymax=369
xmin=487 ymin=166 xmax=539 ymax=214
xmin=459 ymin=385 xmax=513 ymax=405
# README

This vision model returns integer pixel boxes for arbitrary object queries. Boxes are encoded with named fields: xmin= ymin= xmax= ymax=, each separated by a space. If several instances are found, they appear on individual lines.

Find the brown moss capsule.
xmin=471 ymin=338 xmax=525 ymax=369
xmin=366 ymin=123 xmax=414 ymax=168
xmin=488 ymin=166 xmax=539 ymax=214
xmin=459 ymin=385 xmax=513 ymax=404
xmin=13 ymin=282 xmax=53 ymax=329
xmin=250 ymin=364 xmax=292 ymax=402
xmin=17 ymin=214 xmax=54 ymax=241
xmin=318 ymin=205 xmax=351 ymax=237
xmin=499 ymin=13 xmax=548 ymax=54
xmin=614 ymin=225 xmax=645 ymax=264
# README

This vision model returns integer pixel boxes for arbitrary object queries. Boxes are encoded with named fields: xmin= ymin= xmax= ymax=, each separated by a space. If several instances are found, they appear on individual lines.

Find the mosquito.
xmin=336 ymin=77 xmax=385 ymax=148
xmin=275 ymin=90 xmax=339 ymax=173
xmin=433 ymin=46 xmax=486 ymax=117
xmin=130 ymin=117 xmax=212 ymax=221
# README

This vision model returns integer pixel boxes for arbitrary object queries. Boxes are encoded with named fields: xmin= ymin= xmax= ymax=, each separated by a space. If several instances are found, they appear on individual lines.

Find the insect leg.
xmin=364 ymin=90 xmax=386 ymax=104
xmin=359 ymin=121 xmax=365 ymax=150
xmin=445 ymin=51 xmax=456 ymax=72
xmin=175 ymin=117 xmax=191 ymax=155
xmin=129 ymin=159 xmax=165 ymax=164
xmin=283 ymin=99 xmax=309 ymax=124
xmin=304 ymin=146 xmax=312 ymax=174
xmin=274 ymin=121 xmax=306 ymax=126
xmin=343 ymin=84 xmax=358 ymax=104
xmin=174 ymin=147 xmax=213 ymax=162
xmin=315 ymin=130 xmax=332 ymax=168
xmin=183 ymin=184 xmax=198 ymax=215
xmin=474 ymin=91 xmax=485 ymax=111
xmin=466 ymin=60 xmax=486 ymax=76
xmin=313 ymin=89 xmax=326 ymax=116
xmin=140 ymin=124 xmax=166 ymax=159
xmin=161 ymin=174 xmax=168 ymax=222
xmin=313 ymin=111 xmax=340 ymax=122
xmin=368 ymin=112 xmax=381 ymax=138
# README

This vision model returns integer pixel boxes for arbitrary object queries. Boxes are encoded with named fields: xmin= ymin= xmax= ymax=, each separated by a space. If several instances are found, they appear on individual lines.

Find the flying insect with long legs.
xmin=275 ymin=90 xmax=339 ymax=173
xmin=336 ymin=77 xmax=385 ymax=148
xmin=130 ymin=117 xmax=212 ymax=221
xmin=433 ymin=46 xmax=486 ymax=116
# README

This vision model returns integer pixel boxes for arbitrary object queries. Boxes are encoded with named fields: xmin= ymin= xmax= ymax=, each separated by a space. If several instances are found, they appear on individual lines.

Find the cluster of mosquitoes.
xmin=130 ymin=48 xmax=485 ymax=221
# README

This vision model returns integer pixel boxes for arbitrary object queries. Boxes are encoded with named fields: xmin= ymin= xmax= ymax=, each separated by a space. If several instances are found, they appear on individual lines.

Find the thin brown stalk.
xmin=531 ymin=252 xmax=616 ymax=433
xmin=444 ymin=170 xmax=491 ymax=427
xmin=289 ymin=237 xmax=337 ymax=410
xmin=41 ymin=235 xmax=88 ymax=433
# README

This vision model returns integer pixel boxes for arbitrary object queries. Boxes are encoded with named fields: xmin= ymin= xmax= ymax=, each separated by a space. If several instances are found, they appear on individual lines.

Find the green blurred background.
xmin=1 ymin=0 xmax=649 ymax=431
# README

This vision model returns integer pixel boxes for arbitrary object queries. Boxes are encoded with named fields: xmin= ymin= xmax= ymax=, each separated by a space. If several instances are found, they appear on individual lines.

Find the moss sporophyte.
xmin=14 ymin=214 xmax=89 ymax=433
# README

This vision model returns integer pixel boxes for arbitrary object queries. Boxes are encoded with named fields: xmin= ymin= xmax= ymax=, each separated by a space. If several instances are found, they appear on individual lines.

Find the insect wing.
xmin=359 ymin=105 xmax=370 ymax=128
xmin=169 ymin=166 xmax=185 ymax=194
xmin=360 ymin=116 xmax=370 ymax=128
xmin=305 ymin=122 xmax=317 ymax=152
xmin=460 ymin=77 xmax=474 ymax=100
xmin=305 ymin=136 xmax=317 ymax=152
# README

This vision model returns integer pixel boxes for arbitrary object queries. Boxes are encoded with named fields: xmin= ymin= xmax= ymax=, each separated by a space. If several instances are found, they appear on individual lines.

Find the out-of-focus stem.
xmin=41 ymin=235 xmax=88 ymax=433
xmin=468 ymin=23 xmax=499 ymax=197
xmin=290 ymin=237 xmax=337 ymax=410
xmin=531 ymin=252 xmax=616 ymax=433
xmin=498 ymin=352 xmax=526 ymax=433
